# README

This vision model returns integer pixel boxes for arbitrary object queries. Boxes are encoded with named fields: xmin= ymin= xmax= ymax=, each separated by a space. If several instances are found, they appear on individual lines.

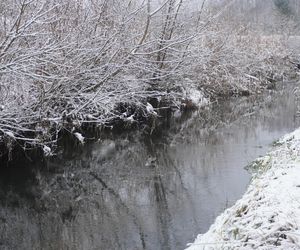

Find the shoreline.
xmin=0 ymin=75 xmax=298 ymax=165
xmin=1 ymin=33 xmax=298 ymax=163
xmin=186 ymin=128 xmax=300 ymax=250
xmin=1 ymin=72 xmax=297 ymax=164
xmin=0 ymin=85 xmax=209 ymax=164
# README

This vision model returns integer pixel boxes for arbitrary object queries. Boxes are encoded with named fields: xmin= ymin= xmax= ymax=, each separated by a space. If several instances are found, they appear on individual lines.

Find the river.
xmin=0 ymin=81 xmax=299 ymax=250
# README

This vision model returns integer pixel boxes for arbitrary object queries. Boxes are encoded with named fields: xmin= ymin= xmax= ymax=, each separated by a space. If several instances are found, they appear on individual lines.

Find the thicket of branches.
xmin=0 ymin=0 xmax=295 ymax=158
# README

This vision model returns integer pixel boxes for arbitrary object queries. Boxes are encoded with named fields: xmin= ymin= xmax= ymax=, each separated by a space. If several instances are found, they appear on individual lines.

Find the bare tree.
xmin=0 ymin=0 xmax=294 ymax=158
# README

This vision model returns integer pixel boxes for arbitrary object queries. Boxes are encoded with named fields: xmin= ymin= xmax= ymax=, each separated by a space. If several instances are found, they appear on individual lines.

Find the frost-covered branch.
xmin=0 ymin=0 xmax=295 ymax=158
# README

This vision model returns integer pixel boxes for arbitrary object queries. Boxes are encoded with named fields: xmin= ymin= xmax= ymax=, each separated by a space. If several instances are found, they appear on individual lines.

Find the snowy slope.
xmin=186 ymin=128 xmax=300 ymax=250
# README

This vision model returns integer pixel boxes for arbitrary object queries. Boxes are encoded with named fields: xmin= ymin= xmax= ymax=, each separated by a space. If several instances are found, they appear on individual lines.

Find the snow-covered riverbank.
xmin=186 ymin=128 xmax=300 ymax=250
xmin=1 ymin=0 xmax=296 ymax=162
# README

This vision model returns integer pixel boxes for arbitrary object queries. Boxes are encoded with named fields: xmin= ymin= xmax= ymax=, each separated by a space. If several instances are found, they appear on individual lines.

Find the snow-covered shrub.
xmin=0 ymin=0 xmax=296 ymax=158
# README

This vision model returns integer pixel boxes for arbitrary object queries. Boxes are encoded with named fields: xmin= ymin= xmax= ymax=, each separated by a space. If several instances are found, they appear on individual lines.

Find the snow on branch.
xmin=0 ymin=0 xmax=294 ymax=157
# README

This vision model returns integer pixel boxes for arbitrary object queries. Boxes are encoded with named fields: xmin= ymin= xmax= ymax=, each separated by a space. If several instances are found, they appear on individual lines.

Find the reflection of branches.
xmin=145 ymin=135 xmax=201 ymax=231
xmin=153 ymin=174 xmax=171 ymax=250
xmin=93 ymin=197 xmax=122 ymax=250
xmin=159 ymin=151 xmax=201 ymax=233
xmin=89 ymin=172 xmax=146 ymax=249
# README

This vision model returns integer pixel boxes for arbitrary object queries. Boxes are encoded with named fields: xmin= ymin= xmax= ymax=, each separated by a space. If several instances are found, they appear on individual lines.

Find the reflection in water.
xmin=0 ymin=82 xmax=300 ymax=250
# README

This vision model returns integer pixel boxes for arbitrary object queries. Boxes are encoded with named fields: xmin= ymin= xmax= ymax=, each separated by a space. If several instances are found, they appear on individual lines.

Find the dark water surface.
xmin=0 ymin=82 xmax=299 ymax=250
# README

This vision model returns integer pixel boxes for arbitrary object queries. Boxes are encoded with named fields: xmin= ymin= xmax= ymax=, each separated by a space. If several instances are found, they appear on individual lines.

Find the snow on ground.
xmin=186 ymin=128 xmax=300 ymax=250
xmin=184 ymin=78 xmax=209 ymax=108
xmin=74 ymin=132 xmax=85 ymax=144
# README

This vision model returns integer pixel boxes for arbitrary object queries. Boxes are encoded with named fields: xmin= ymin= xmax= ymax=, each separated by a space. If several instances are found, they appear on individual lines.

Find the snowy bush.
xmin=0 ymin=0 xmax=296 ymax=157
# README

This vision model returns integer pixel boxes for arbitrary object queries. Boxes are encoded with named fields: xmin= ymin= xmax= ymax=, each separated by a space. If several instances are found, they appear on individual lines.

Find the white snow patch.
xmin=188 ymin=89 xmax=208 ymax=107
xmin=174 ymin=109 xmax=182 ymax=118
xmin=125 ymin=114 xmax=135 ymax=123
xmin=74 ymin=132 xmax=85 ymax=144
xmin=183 ymin=78 xmax=209 ymax=108
xmin=86 ymin=114 xmax=96 ymax=120
xmin=43 ymin=145 xmax=52 ymax=156
xmin=146 ymin=102 xmax=157 ymax=115
xmin=5 ymin=131 xmax=15 ymax=138
xmin=280 ymin=128 xmax=300 ymax=143
xmin=186 ymin=127 xmax=300 ymax=250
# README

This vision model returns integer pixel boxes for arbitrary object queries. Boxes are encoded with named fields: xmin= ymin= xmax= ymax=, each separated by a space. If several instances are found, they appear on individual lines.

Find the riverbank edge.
xmin=186 ymin=128 xmax=300 ymax=250
xmin=0 ymin=84 xmax=210 ymax=164
xmin=0 ymin=59 xmax=298 ymax=164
